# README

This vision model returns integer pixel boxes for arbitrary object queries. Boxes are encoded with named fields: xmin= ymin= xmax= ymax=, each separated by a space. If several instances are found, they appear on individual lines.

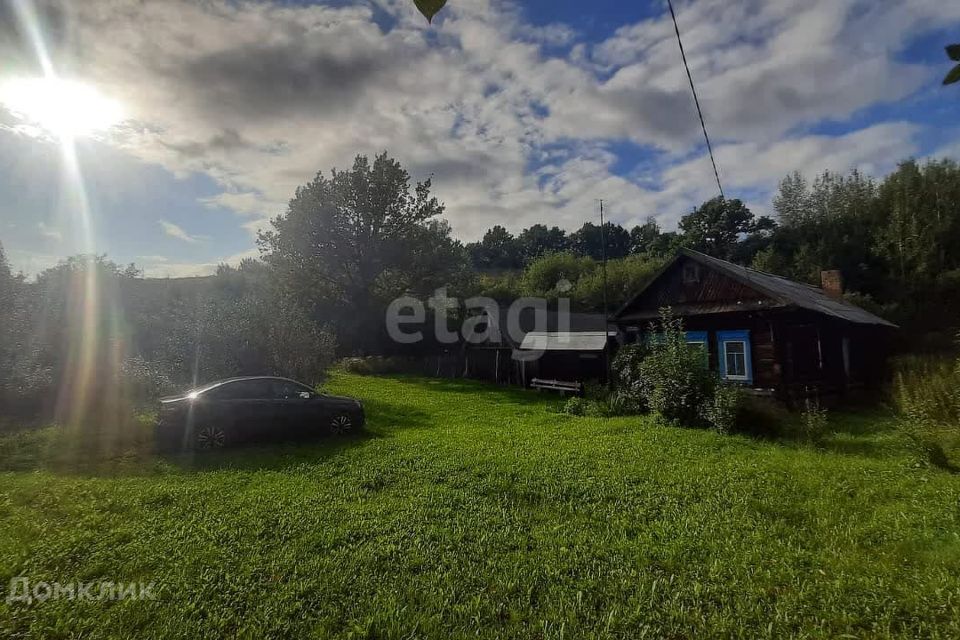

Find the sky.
xmin=1 ymin=0 xmax=958 ymax=278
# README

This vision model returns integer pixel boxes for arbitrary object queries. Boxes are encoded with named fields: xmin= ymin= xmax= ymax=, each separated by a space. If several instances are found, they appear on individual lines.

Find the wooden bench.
xmin=530 ymin=378 xmax=583 ymax=396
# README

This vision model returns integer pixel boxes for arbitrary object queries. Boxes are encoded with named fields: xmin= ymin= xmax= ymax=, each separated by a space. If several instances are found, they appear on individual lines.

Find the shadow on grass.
xmin=739 ymin=408 xmax=906 ymax=460
xmin=0 ymin=399 xmax=428 ymax=477
xmin=161 ymin=430 xmax=378 ymax=474
xmin=368 ymin=373 xmax=558 ymax=405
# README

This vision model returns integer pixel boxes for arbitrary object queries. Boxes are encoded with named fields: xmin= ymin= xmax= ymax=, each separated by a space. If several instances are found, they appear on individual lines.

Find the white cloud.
xmin=657 ymin=122 xmax=922 ymax=222
xmin=159 ymin=220 xmax=201 ymax=244
xmin=37 ymin=221 xmax=62 ymax=242
xmin=0 ymin=0 xmax=957 ymax=260
xmin=138 ymin=247 xmax=259 ymax=278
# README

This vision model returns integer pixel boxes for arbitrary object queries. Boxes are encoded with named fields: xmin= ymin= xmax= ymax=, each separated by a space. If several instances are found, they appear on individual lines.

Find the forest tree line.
xmin=1 ymin=153 xmax=959 ymax=421
xmin=468 ymin=158 xmax=960 ymax=340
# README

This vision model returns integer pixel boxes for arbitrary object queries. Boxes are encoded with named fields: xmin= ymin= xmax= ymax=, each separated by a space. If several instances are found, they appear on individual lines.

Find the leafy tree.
xmin=0 ymin=241 xmax=22 ymax=415
xmin=570 ymin=222 xmax=631 ymax=260
xmin=773 ymin=172 xmax=810 ymax=226
xmin=259 ymin=152 xmax=465 ymax=353
xmin=573 ymin=255 xmax=665 ymax=312
xmin=467 ymin=225 xmax=522 ymax=271
xmin=517 ymin=224 xmax=568 ymax=262
xmin=629 ymin=218 xmax=661 ymax=255
xmin=679 ymin=197 xmax=774 ymax=260
xmin=521 ymin=251 xmax=594 ymax=297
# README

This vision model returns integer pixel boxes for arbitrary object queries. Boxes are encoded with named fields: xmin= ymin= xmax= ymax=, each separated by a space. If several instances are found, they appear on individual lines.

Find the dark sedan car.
xmin=155 ymin=376 xmax=364 ymax=450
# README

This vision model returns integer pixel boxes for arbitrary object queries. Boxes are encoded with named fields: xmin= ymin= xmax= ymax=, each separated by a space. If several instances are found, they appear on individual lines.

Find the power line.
xmin=666 ymin=0 xmax=724 ymax=199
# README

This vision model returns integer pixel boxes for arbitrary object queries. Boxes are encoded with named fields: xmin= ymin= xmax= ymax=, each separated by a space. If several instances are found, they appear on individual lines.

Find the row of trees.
xmin=2 ymin=153 xmax=959 ymax=423
xmin=466 ymin=219 xmax=674 ymax=269
xmin=468 ymin=159 xmax=960 ymax=337
xmin=0 ymin=251 xmax=337 ymax=423
xmin=467 ymin=197 xmax=775 ymax=270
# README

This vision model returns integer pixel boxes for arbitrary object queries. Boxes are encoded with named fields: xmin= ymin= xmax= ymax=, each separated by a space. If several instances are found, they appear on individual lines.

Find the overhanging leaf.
xmin=944 ymin=63 xmax=960 ymax=86
xmin=414 ymin=0 xmax=448 ymax=23
xmin=947 ymin=43 xmax=960 ymax=61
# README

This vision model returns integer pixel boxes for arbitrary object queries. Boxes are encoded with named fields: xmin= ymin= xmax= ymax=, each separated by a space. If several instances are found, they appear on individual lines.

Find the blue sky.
xmin=1 ymin=0 xmax=959 ymax=276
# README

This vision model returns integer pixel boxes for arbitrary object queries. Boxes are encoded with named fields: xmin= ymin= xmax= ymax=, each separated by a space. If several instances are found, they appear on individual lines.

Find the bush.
xmin=562 ymin=396 xmax=587 ymax=416
xmin=636 ymin=309 xmax=716 ymax=427
xmin=799 ymin=395 xmax=829 ymax=444
xmin=120 ymin=356 xmax=177 ymax=407
xmin=610 ymin=342 xmax=649 ymax=414
xmin=704 ymin=383 xmax=743 ymax=435
xmin=607 ymin=388 xmax=645 ymax=416
xmin=893 ymin=353 xmax=960 ymax=470
xmin=338 ymin=356 xmax=422 ymax=376
xmin=562 ymin=395 xmax=610 ymax=417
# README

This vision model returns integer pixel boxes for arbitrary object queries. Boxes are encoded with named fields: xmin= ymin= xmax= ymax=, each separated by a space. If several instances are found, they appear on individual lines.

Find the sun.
xmin=0 ymin=76 xmax=125 ymax=138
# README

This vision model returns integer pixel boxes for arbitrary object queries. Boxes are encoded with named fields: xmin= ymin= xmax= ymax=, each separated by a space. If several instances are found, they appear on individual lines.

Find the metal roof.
xmin=615 ymin=248 xmax=897 ymax=328
xmin=480 ymin=308 xmax=616 ymax=347
xmin=519 ymin=331 xmax=612 ymax=351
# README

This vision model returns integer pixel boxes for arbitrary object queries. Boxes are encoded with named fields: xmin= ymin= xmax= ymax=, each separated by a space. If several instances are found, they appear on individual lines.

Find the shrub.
xmin=799 ymin=395 xmax=829 ymax=444
xmin=338 ymin=356 xmax=423 ymax=376
xmin=893 ymin=353 xmax=959 ymax=470
xmin=120 ymin=356 xmax=177 ymax=407
xmin=562 ymin=396 xmax=587 ymax=416
xmin=607 ymin=389 xmax=646 ymax=416
xmin=610 ymin=342 xmax=648 ymax=413
xmin=562 ymin=396 xmax=611 ymax=417
xmin=704 ymin=382 xmax=742 ymax=435
xmin=893 ymin=355 xmax=960 ymax=426
xmin=636 ymin=309 xmax=716 ymax=427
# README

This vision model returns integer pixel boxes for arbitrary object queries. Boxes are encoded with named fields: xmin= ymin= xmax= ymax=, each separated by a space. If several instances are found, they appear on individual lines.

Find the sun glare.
xmin=0 ymin=76 xmax=125 ymax=138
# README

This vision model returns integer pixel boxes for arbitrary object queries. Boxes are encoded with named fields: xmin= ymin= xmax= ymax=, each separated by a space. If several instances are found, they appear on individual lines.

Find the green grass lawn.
xmin=1 ymin=374 xmax=959 ymax=639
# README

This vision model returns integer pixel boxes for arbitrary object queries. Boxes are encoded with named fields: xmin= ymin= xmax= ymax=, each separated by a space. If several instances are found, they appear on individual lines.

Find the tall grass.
xmin=892 ymin=353 xmax=960 ymax=469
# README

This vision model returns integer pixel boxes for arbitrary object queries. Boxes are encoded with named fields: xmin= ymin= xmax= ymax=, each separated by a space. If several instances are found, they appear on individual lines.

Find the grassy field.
xmin=1 ymin=374 xmax=959 ymax=638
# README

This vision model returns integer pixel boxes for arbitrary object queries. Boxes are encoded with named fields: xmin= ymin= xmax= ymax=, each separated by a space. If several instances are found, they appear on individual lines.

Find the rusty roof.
xmin=615 ymin=248 xmax=897 ymax=328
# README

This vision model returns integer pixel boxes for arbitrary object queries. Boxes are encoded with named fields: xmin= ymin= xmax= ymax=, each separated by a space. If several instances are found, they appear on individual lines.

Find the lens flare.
xmin=7 ymin=0 xmax=132 ymax=437
xmin=0 ymin=76 xmax=125 ymax=139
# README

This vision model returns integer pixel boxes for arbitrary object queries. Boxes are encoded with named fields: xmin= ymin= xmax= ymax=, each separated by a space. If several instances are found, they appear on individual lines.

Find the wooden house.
xmin=613 ymin=249 xmax=897 ymax=400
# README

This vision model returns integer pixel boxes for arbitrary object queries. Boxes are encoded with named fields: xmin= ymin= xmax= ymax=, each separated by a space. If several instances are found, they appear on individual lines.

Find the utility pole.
xmin=599 ymin=199 xmax=611 ymax=385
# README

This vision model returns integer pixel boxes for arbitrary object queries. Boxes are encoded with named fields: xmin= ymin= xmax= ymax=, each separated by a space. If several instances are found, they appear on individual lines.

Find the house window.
xmin=683 ymin=263 xmax=700 ymax=284
xmin=717 ymin=330 xmax=753 ymax=384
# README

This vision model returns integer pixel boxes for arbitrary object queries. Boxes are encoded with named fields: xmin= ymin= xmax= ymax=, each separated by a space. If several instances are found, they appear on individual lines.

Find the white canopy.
xmin=519 ymin=331 xmax=612 ymax=352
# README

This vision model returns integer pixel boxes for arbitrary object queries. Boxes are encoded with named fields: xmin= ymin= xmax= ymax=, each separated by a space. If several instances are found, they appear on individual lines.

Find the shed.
xmin=464 ymin=308 xmax=618 ymax=386
xmin=613 ymin=248 xmax=897 ymax=399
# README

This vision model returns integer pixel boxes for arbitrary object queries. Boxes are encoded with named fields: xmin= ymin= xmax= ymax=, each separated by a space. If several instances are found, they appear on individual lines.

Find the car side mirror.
xmin=299 ymin=391 xmax=311 ymax=399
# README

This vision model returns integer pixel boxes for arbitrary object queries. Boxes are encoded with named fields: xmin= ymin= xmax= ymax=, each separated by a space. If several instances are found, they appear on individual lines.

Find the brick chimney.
xmin=820 ymin=270 xmax=843 ymax=298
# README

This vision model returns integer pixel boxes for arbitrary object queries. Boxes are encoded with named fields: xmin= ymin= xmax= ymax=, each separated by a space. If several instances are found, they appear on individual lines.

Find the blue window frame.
xmin=717 ymin=330 xmax=753 ymax=385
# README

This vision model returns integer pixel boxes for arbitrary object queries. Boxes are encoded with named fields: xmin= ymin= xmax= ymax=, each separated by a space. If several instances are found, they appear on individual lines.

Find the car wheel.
xmin=195 ymin=425 xmax=227 ymax=450
xmin=329 ymin=414 xmax=353 ymax=435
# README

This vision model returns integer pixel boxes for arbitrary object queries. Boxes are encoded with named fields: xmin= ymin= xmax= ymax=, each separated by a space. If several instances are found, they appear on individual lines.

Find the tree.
xmin=570 ymin=222 xmax=631 ymax=260
xmin=629 ymin=218 xmax=662 ymax=255
xmin=258 ymin=152 xmax=464 ymax=353
xmin=679 ymin=197 xmax=773 ymax=260
xmin=773 ymin=172 xmax=809 ymax=226
xmin=467 ymin=225 xmax=522 ymax=270
xmin=573 ymin=254 xmax=665 ymax=311
xmin=517 ymin=224 xmax=568 ymax=263
xmin=520 ymin=251 xmax=594 ymax=297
